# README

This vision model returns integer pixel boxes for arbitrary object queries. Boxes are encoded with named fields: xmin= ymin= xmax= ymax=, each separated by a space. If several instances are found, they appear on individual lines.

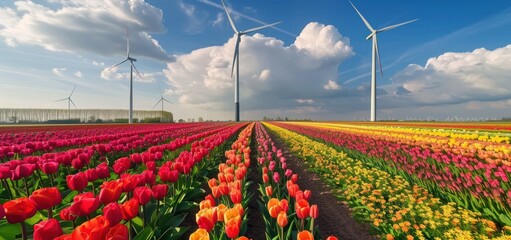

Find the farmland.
xmin=0 ymin=122 xmax=510 ymax=240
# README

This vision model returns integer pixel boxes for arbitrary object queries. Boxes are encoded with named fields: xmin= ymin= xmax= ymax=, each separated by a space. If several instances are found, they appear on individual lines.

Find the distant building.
xmin=0 ymin=108 xmax=173 ymax=123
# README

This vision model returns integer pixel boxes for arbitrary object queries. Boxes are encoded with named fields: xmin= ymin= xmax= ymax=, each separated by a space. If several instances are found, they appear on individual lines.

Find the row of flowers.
xmin=254 ymin=122 xmax=336 ymax=240
xmin=190 ymin=122 xmax=254 ymax=240
xmin=264 ymin=122 xmax=511 ymax=240
xmin=0 ymin=123 xmax=246 ymax=239
xmin=275 ymin=122 xmax=511 ymax=226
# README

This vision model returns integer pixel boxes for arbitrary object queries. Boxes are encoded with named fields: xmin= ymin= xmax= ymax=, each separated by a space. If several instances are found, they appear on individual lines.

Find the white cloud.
xmin=212 ymin=12 xmax=224 ymax=26
xmin=323 ymin=80 xmax=340 ymax=90
xmin=74 ymin=71 xmax=82 ymax=78
xmin=52 ymin=67 xmax=67 ymax=77
xmin=388 ymin=44 xmax=511 ymax=107
xmin=296 ymin=99 xmax=315 ymax=104
xmin=101 ymin=67 xmax=158 ymax=83
xmin=92 ymin=61 xmax=105 ymax=67
xmin=163 ymin=22 xmax=354 ymax=113
xmin=0 ymin=0 xmax=172 ymax=62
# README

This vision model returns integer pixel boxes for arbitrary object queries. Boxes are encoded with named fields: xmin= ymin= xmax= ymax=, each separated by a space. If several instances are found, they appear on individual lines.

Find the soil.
xmin=267 ymin=129 xmax=377 ymax=240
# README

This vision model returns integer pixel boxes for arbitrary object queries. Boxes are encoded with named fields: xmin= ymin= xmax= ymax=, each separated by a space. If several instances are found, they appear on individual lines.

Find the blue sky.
xmin=0 ymin=0 xmax=511 ymax=121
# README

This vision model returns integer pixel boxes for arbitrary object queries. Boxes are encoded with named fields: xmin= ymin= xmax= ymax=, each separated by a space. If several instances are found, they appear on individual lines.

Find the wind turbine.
xmin=106 ymin=29 xmax=145 ymax=124
xmin=221 ymin=0 xmax=281 ymax=122
xmin=56 ymin=86 xmax=77 ymax=119
xmin=153 ymin=85 xmax=172 ymax=122
xmin=349 ymin=1 xmax=417 ymax=122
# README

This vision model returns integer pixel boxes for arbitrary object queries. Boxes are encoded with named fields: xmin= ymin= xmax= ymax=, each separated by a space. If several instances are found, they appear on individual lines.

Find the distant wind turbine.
xmin=56 ymin=86 xmax=77 ymax=119
xmin=349 ymin=1 xmax=417 ymax=122
xmin=105 ymin=29 xmax=145 ymax=124
xmin=153 ymin=86 xmax=172 ymax=122
xmin=221 ymin=0 xmax=281 ymax=122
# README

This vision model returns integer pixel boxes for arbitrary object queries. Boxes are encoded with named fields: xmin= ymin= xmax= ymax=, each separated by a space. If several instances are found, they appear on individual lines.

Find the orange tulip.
xmin=189 ymin=228 xmax=210 ymax=240
xmin=237 ymin=237 xmax=250 ymax=240
xmin=279 ymin=199 xmax=289 ymax=213
xmin=200 ymin=199 xmax=214 ymax=210
xmin=267 ymin=198 xmax=282 ymax=218
xmin=230 ymin=189 xmax=242 ymax=204
xmin=218 ymin=183 xmax=229 ymax=196
xmin=216 ymin=204 xmax=228 ymax=222
xmin=265 ymin=186 xmax=273 ymax=197
xmin=211 ymin=186 xmax=220 ymax=199
xmin=295 ymin=199 xmax=310 ymax=219
xmin=297 ymin=230 xmax=314 ymax=240
xmin=72 ymin=216 xmax=110 ymax=240
xmin=234 ymin=203 xmax=244 ymax=217
xmin=196 ymin=208 xmax=217 ymax=232
xmin=277 ymin=211 xmax=288 ymax=227
xmin=326 ymin=236 xmax=338 ymax=240
xmin=208 ymin=178 xmax=218 ymax=189
xmin=224 ymin=208 xmax=241 ymax=239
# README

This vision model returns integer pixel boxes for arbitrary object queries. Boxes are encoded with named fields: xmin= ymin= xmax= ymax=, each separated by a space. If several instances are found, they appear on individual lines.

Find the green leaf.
xmin=25 ymin=212 xmax=44 ymax=225
xmin=162 ymin=213 xmax=188 ymax=229
xmin=484 ymin=208 xmax=497 ymax=219
xmin=0 ymin=221 xmax=20 ymax=240
xmin=175 ymin=201 xmax=197 ymax=213
xmin=183 ymin=187 xmax=205 ymax=201
xmin=133 ymin=226 xmax=154 ymax=240
xmin=499 ymin=213 xmax=511 ymax=226
xmin=158 ymin=226 xmax=190 ymax=240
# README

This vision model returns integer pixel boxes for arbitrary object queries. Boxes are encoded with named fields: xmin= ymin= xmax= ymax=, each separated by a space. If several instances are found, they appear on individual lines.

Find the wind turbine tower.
xmin=221 ymin=0 xmax=281 ymax=122
xmin=56 ymin=86 xmax=77 ymax=119
xmin=106 ymin=29 xmax=145 ymax=124
xmin=349 ymin=1 xmax=417 ymax=122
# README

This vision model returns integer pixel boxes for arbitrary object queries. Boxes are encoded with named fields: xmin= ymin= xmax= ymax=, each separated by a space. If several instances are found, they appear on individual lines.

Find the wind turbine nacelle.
xmin=128 ymin=57 xmax=137 ymax=62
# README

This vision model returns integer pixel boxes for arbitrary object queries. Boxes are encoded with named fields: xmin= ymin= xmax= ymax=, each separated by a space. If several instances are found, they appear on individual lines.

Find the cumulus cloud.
xmin=101 ymin=67 xmax=158 ymax=83
xmin=388 ymin=44 xmax=511 ymax=107
xmin=74 ymin=71 xmax=82 ymax=78
xmin=52 ymin=67 xmax=67 ymax=77
xmin=323 ymin=80 xmax=341 ymax=90
xmin=164 ymin=22 xmax=356 ymax=115
xmin=0 ymin=0 xmax=172 ymax=62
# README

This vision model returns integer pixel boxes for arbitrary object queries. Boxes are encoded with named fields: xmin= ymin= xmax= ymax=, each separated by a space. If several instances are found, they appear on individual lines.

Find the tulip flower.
xmin=189 ymin=228 xmax=210 ymax=240
xmin=297 ymin=230 xmax=314 ymax=240
xmin=29 ymin=187 xmax=62 ymax=218
xmin=152 ymin=184 xmax=169 ymax=201
xmin=33 ymin=219 xmax=63 ymax=240
xmin=40 ymin=161 xmax=59 ymax=175
xmin=196 ymin=208 xmax=217 ymax=232
xmin=71 ymin=216 xmax=110 ymax=240
xmin=121 ymin=198 xmax=139 ymax=221
xmin=326 ymin=236 xmax=338 ymax=240
xmin=103 ymin=203 xmax=123 ymax=227
xmin=53 ymin=234 xmax=72 ymax=240
xmin=96 ymin=162 xmax=110 ymax=179
xmin=295 ymin=199 xmax=310 ymax=219
xmin=106 ymin=223 xmax=129 ymax=240
xmin=113 ymin=157 xmax=131 ymax=175
xmin=267 ymin=198 xmax=283 ymax=218
xmin=265 ymin=185 xmax=273 ymax=197
xmin=134 ymin=186 xmax=153 ymax=227
xmin=4 ymin=197 xmax=37 ymax=240
xmin=59 ymin=206 xmax=77 ymax=221
xmin=224 ymin=208 xmax=241 ymax=239
xmin=66 ymin=172 xmax=88 ymax=192
xmin=309 ymin=204 xmax=318 ymax=233
xmin=230 ymin=189 xmax=242 ymax=204
xmin=70 ymin=192 xmax=100 ymax=217
xmin=99 ymin=180 xmax=123 ymax=205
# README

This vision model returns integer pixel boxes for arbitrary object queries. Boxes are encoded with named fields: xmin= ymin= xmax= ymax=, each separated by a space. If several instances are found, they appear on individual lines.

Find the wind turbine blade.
xmin=241 ymin=21 xmax=282 ymax=34
xmin=126 ymin=28 xmax=130 ymax=57
xmin=349 ymin=1 xmax=374 ymax=32
xmin=221 ymin=0 xmax=238 ymax=33
xmin=131 ymin=62 xmax=145 ymax=81
xmin=231 ymin=37 xmax=240 ymax=78
xmin=56 ymin=98 xmax=67 ymax=102
xmin=69 ymin=85 xmax=76 ymax=97
xmin=107 ymin=59 xmax=129 ymax=69
xmin=153 ymin=99 xmax=162 ymax=109
xmin=377 ymin=19 xmax=418 ymax=33
xmin=163 ymin=98 xmax=173 ymax=104
xmin=374 ymin=35 xmax=383 ymax=77
xmin=70 ymin=98 xmax=77 ymax=109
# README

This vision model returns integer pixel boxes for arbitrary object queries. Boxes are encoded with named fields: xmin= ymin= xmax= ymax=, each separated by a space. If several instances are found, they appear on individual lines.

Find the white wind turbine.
xmin=349 ymin=1 xmax=417 ymax=122
xmin=105 ymin=29 xmax=145 ymax=124
xmin=56 ymin=86 xmax=77 ymax=119
xmin=221 ymin=0 xmax=281 ymax=122
xmin=153 ymin=85 xmax=173 ymax=122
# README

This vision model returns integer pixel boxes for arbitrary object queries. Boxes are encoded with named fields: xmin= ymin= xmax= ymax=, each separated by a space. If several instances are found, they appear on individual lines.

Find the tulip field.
xmin=0 ymin=122 xmax=510 ymax=240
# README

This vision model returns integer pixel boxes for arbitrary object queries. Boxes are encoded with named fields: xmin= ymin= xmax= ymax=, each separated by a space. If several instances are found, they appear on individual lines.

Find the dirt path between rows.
xmin=267 ymin=128 xmax=377 ymax=240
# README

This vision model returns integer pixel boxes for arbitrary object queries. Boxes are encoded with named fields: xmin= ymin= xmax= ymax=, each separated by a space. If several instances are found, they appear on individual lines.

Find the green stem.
xmin=20 ymin=222 xmax=27 ymax=240
xmin=36 ymin=170 xmax=44 ymax=187
xmin=48 ymin=207 xmax=53 ymax=219
xmin=48 ymin=174 xmax=54 ymax=187
xmin=128 ymin=220 xmax=133 ymax=240
xmin=2 ymin=179 xmax=13 ymax=199
xmin=23 ymin=177 xmax=30 ymax=197
xmin=142 ymin=204 xmax=146 ymax=228
xmin=310 ymin=218 xmax=314 ymax=233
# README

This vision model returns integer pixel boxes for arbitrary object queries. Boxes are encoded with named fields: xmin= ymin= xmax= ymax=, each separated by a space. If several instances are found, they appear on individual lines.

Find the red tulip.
xmin=145 ymin=161 xmax=156 ymax=172
xmin=297 ymin=230 xmax=313 ymax=240
xmin=224 ymin=208 xmax=241 ymax=238
xmin=303 ymin=190 xmax=311 ymax=201
xmin=277 ymin=211 xmax=288 ymax=227
xmin=3 ymin=197 xmax=37 ymax=224
xmin=152 ymin=184 xmax=168 ymax=201
xmin=72 ymin=158 xmax=86 ymax=170
xmin=326 ymin=236 xmax=338 ymax=240
xmin=121 ymin=198 xmax=139 ymax=221
xmin=196 ymin=208 xmax=217 ymax=232
xmin=106 ymin=223 xmax=129 ymax=240
xmin=33 ymin=218 xmax=63 ymax=240
xmin=71 ymin=192 xmax=100 ymax=217
xmin=53 ymin=234 xmax=72 ymax=240
xmin=113 ymin=157 xmax=131 ymax=175
xmin=96 ymin=162 xmax=110 ymax=179
xmin=158 ymin=167 xmax=179 ymax=183
xmin=218 ymin=183 xmax=229 ymax=196
xmin=0 ymin=165 xmax=12 ymax=179
xmin=72 ymin=216 xmax=110 ymax=240
xmin=229 ymin=189 xmax=242 ymax=204
xmin=103 ymin=203 xmax=123 ymax=227
xmin=310 ymin=204 xmax=318 ymax=219
xmin=99 ymin=180 xmax=123 ymax=204
xmin=120 ymin=174 xmax=139 ymax=193
xmin=66 ymin=172 xmax=88 ymax=192
xmin=11 ymin=163 xmax=36 ymax=180
xmin=29 ymin=187 xmax=62 ymax=211
xmin=295 ymin=199 xmax=310 ymax=219
xmin=85 ymin=168 xmax=99 ymax=182
xmin=134 ymin=186 xmax=153 ymax=205
xmin=40 ymin=161 xmax=59 ymax=175
xmin=265 ymin=186 xmax=273 ymax=197
xmin=59 ymin=206 xmax=77 ymax=221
